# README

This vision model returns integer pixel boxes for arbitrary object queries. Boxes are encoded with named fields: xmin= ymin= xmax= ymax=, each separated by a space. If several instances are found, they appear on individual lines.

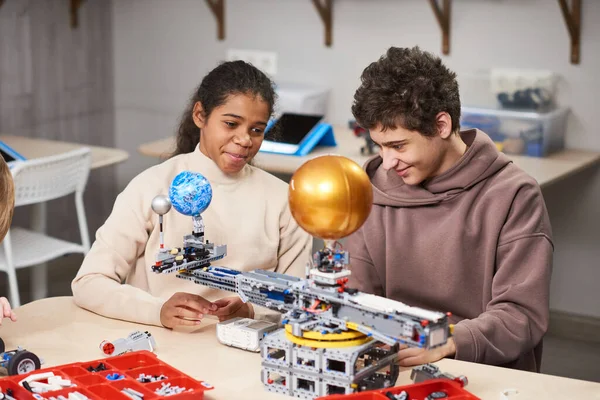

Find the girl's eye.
xmin=251 ymin=127 xmax=264 ymax=134
xmin=224 ymin=121 xmax=236 ymax=128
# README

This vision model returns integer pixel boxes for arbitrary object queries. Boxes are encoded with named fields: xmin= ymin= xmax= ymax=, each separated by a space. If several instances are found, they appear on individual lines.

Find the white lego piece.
xmin=123 ymin=387 xmax=144 ymax=397
xmin=217 ymin=318 xmax=278 ymax=352
xmin=30 ymin=381 xmax=64 ymax=392
xmin=48 ymin=376 xmax=72 ymax=386
xmin=67 ymin=392 xmax=89 ymax=400
xmin=309 ymin=268 xmax=351 ymax=285
xmin=100 ymin=331 xmax=156 ymax=356
xmin=121 ymin=389 xmax=143 ymax=400
xmin=19 ymin=371 xmax=55 ymax=385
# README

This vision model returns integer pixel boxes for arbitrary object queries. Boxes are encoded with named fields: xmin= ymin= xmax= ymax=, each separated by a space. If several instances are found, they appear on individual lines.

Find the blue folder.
xmin=0 ymin=140 xmax=26 ymax=168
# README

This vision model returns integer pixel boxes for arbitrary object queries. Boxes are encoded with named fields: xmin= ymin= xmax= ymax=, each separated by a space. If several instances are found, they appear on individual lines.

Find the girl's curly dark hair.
xmin=352 ymin=46 xmax=461 ymax=136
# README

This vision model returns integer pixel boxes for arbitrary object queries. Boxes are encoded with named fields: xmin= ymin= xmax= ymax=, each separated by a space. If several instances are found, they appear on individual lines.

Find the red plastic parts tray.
xmin=317 ymin=379 xmax=480 ymax=400
xmin=0 ymin=350 xmax=213 ymax=399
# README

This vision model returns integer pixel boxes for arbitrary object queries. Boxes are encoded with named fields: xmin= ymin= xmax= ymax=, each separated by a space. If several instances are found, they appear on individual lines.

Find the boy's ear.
xmin=192 ymin=102 xmax=205 ymax=129
xmin=436 ymin=112 xmax=453 ymax=139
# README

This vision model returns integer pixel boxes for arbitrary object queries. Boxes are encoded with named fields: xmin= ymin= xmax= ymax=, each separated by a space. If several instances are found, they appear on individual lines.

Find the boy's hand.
xmin=396 ymin=338 xmax=456 ymax=367
xmin=160 ymin=292 xmax=217 ymax=329
xmin=208 ymin=296 xmax=252 ymax=322
xmin=0 ymin=297 xmax=17 ymax=325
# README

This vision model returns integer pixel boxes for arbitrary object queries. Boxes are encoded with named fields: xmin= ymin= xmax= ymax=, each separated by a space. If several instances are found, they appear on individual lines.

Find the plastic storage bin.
xmin=317 ymin=378 xmax=479 ymax=399
xmin=0 ymin=350 xmax=213 ymax=399
xmin=460 ymin=106 xmax=569 ymax=157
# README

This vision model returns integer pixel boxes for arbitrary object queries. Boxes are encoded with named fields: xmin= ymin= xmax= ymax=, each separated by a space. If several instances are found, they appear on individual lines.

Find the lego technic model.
xmin=148 ymin=164 xmax=454 ymax=399
xmin=0 ymin=338 xmax=42 ymax=376
xmin=99 ymin=331 xmax=157 ymax=357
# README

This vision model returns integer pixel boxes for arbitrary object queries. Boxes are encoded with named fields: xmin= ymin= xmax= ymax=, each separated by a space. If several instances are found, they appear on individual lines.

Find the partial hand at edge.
xmin=396 ymin=338 xmax=456 ymax=367
xmin=0 ymin=296 xmax=16 ymax=325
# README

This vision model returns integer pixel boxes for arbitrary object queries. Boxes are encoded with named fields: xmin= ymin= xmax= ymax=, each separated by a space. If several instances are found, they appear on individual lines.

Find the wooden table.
xmin=0 ymin=135 xmax=129 ymax=170
xmin=137 ymin=127 xmax=600 ymax=189
xmin=1 ymin=297 xmax=598 ymax=399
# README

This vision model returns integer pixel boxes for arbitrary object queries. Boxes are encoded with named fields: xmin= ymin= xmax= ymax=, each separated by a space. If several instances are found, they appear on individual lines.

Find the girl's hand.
xmin=208 ymin=296 xmax=253 ymax=322
xmin=160 ymin=292 xmax=217 ymax=328
xmin=0 ymin=297 xmax=17 ymax=325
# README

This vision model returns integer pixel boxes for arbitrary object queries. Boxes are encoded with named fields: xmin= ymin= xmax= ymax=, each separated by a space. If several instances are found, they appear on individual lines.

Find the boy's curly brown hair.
xmin=352 ymin=46 xmax=461 ymax=136
xmin=0 ymin=155 xmax=15 ymax=242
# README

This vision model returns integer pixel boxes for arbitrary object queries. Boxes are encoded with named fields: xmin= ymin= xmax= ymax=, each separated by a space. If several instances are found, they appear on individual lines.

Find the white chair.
xmin=0 ymin=147 xmax=92 ymax=307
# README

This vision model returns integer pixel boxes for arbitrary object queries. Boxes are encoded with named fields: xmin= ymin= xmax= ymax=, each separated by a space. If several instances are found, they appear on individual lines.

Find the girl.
xmin=72 ymin=61 xmax=313 ymax=328
xmin=1 ymin=155 xmax=17 ymax=324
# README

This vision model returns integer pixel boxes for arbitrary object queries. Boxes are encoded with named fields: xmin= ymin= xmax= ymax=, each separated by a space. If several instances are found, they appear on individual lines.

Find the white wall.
xmin=112 ymin=0 xmax=600 ymax=317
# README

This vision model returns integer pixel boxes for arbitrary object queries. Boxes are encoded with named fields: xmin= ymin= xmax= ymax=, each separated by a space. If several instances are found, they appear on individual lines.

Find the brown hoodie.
xmin=346 ymin=129 xmax=553 ymax=372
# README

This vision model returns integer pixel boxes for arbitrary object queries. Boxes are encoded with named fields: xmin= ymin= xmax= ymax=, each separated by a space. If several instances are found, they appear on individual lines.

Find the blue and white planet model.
xmin=168 ymin=171 xmax=213 ymax=216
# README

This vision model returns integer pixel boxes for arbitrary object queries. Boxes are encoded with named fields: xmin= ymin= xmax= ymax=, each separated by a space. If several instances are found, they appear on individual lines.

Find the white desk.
xmin=0 ymin=297 xmax=598 ymax=399
xmin=0 ymin=134 xmax=130 ymax=302
xmin=0 ymin=135 xmax=129 ymax=170
xmin=137 ymin=127 xmax=600 ymax=189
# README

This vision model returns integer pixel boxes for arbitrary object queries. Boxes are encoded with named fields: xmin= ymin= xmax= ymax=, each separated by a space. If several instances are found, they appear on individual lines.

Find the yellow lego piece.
xmin=284 ymin=324 xmax=364 ymax=341
xmin=284 ymin=330 xmax=372 ymax=348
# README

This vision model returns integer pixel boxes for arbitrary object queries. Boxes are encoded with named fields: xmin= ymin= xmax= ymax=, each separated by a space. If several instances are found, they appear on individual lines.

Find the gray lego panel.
xmin=251 ymin=268 xmax=303 ymax=282
xmin=176 ymin=273 xmax=236 ymax=293
xmin=262 ymin=329 xmax=293 ymax=368
xmin=321 ymin=377 xmax=354 ymax=396
xmin=292 ymin=346 xmax=322 ymax=374
xmin=262 ymin=366 xmax=292 ymax=396
xmin=292 ymin=371 xmax=322 ymax=398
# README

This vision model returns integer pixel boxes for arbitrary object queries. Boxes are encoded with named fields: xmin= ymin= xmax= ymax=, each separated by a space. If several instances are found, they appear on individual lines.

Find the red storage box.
xmin=0 ymin=350 xmax=213 ymax=399
xmin=317 ymin=379 xmax=479 ymax=400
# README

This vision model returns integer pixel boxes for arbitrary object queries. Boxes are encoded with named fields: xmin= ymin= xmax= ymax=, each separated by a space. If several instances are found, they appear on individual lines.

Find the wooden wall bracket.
xmin=428 ymin=0 xmax=451 ymax=55
xmin=558 ymin=0 xmax=581 ymax=64
xmin=70 ymin=0 xmax=85 ymax=28
xmin=206 ymin=0 xmax=225 ymax=40
xmin=312 ymin=0 xmax=333 ymax=47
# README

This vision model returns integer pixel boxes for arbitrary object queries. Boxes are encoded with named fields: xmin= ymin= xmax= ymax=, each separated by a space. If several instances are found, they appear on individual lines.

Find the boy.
xmin=346 ymin=46 xmax=552 ymax=372
xmin=1 ymin=154 xmax=18 ymax=324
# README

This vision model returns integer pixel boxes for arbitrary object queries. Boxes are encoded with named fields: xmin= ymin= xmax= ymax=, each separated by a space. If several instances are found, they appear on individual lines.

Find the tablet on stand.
xmin=259 ymin=113 xmax=336 ymax=156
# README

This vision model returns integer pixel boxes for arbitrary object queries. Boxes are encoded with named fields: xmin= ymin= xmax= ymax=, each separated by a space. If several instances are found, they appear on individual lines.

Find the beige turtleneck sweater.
xmin=72 ymin=146 xmax=313 ymax=326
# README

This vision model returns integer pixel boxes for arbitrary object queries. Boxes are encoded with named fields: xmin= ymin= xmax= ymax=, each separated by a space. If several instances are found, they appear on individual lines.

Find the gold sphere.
xmin=289 ymin=155 xmax=373 ymax=240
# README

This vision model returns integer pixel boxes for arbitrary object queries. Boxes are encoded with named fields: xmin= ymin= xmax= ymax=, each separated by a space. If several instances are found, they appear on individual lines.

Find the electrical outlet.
xmin=227 ymin=49 xmax=278 ymax=76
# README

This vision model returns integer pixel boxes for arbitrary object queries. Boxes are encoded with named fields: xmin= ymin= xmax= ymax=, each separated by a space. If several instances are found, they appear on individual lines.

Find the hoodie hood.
xmin=366 ymin=129 xmax=512 ymax=207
